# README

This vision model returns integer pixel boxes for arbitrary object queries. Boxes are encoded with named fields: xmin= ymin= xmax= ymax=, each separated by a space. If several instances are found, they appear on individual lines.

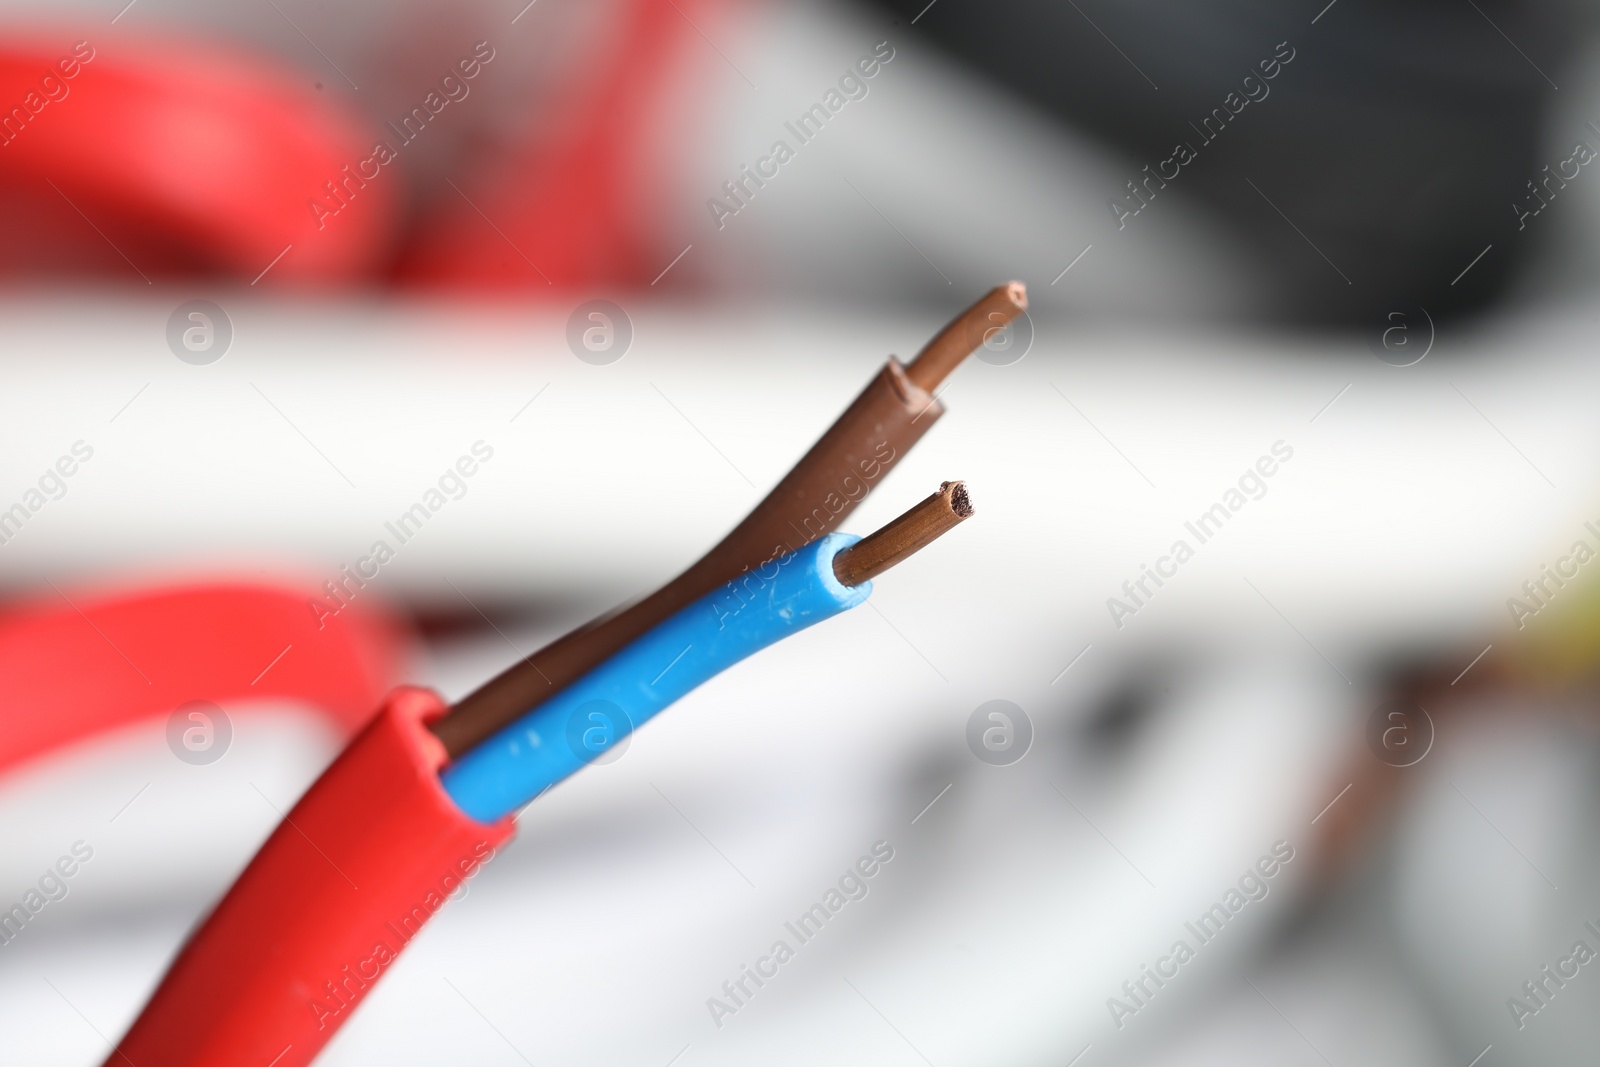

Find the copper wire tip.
xmin=943 ymin=479 xmax=974 ymax=518
xmin=904 ymin=282 xmax=1028 ymax=392
xmin=832 ymin=481 xmax=974 ymax=587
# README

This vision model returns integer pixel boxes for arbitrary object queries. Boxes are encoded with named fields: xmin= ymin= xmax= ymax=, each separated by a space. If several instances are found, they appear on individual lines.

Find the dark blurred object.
xmin=398 ymin=0 xmax=739 ymax=290
xmin=869 ymin=0 xmax=1580 ymax=325
xmin=0 ymin=34 xmax=393 ymax=283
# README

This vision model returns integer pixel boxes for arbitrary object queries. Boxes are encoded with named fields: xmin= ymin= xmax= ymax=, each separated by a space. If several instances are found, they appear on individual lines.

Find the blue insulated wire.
xmin=442 ymin=532 xmax=870 ymax=822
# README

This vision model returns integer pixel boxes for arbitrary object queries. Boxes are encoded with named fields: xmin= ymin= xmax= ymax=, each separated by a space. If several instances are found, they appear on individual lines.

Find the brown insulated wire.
xmin=431 ymin=284 xmax=1026 ymax=757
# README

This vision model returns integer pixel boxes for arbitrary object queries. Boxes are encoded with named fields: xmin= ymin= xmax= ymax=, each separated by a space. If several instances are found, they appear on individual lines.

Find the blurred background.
xmin=1 ymin=0 xmax=1600 ymax=1063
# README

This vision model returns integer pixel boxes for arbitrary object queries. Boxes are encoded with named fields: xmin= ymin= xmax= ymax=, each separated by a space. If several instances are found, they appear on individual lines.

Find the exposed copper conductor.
xmin=434 ymin=285 xmax=1022 ymax=758
xmin=832 ymin=481 xmax=973 ymax=587
xmin=904 ymin=282 xmax=1027 ymax=392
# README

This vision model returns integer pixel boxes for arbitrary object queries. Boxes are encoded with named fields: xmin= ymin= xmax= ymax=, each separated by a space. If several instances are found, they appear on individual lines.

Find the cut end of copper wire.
xmin=944 ymin=479 xmax=974 ymax=518
xmin=832 ymin=480 xmax=974 ymax=587
xmin=904 ymin=282 xmax=1028 ymax=392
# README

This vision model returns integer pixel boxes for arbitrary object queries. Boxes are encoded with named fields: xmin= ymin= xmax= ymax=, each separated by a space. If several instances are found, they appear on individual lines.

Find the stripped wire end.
xmin=832 ymin=480 xmax=974 ymax=587
xmin=904 ymin=282 xmax=1027 ymax=391
xmin=435 ymin=284 xmax=1016 ymax=758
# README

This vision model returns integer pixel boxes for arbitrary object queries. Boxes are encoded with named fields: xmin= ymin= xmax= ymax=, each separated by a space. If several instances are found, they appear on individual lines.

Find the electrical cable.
xmin=442 ymin=532 xmax=867 ymax=821
xmin=106 ymin=283 xmax=1013 ymax=1067
xmin=103 ymin=480 xmax=972 ymax=1067
xmin=433 ymin=283 xmax=1025 ymax=756
xmin=444 ymin=481 xmax=974 ymax=821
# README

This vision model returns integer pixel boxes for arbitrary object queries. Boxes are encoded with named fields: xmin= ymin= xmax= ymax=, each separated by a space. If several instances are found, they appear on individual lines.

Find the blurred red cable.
xmin=399 ymin=0 xmax=741 ymax=291
xmin=0 ymin=581 xmax=405 ymax=774
xmin=0 ymin=35 xmax=394 ymax=284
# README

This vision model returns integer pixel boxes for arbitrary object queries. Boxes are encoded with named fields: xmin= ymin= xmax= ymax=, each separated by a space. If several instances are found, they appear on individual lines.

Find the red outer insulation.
xmin=106 ymin=686 xmax=516 ymax=1067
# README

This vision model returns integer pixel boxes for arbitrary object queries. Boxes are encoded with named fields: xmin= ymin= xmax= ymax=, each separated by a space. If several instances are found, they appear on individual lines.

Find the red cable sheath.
xmin=107 ymin=685 xmax=516 ymax=1067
